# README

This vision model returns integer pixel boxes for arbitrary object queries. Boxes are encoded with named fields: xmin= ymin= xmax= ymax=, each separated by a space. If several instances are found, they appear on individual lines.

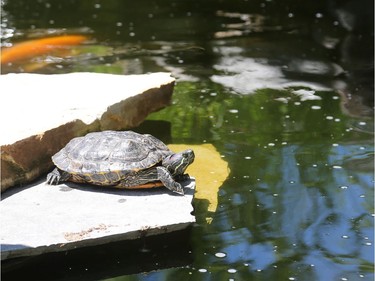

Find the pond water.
xmin=1 ymin=0 xmax=374 ymax=280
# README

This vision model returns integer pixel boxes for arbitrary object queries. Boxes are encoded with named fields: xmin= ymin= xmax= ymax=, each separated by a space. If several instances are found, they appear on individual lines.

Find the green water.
xmin=1 ymin=0 xmax=374 ymax=280
xmin=147 ymin=83 xmax=374 ymax=281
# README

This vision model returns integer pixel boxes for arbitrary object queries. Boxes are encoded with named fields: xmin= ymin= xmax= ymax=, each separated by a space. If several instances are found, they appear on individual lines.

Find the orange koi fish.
xmin=1 ymin=35 xmax=88 ymax=65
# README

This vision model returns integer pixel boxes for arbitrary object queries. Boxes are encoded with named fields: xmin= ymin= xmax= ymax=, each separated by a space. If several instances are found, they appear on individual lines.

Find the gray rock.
xmin=0 ymin=72 xmax=175 ymax=191
xmin=1 ymin=177 xmax=195 ymax=260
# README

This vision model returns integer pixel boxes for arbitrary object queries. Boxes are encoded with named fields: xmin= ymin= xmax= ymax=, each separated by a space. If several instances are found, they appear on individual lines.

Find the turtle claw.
xmin=172 ymin=183 xmax=185 ymax=195
xmin=46 ymin=168 xmax=69 ymax=185
xmin=164 ymin=181 xmax=184 ymax=195
xmin=47 ymin=169 xmax=59 ymax=185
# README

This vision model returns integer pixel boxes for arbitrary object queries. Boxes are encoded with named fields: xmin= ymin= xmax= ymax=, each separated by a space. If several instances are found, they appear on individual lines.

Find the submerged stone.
xmin=168 ymin=144 xmax=230 ymax=223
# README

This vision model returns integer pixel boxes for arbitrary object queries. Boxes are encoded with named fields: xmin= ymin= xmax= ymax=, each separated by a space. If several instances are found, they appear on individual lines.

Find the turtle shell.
xmin=52 ymin=131 xmax=172 ymax=178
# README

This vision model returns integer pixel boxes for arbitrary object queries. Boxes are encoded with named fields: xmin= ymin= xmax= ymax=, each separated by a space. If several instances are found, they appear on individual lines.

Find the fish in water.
xmin=1 ymin=35 xmax=88 ymax=65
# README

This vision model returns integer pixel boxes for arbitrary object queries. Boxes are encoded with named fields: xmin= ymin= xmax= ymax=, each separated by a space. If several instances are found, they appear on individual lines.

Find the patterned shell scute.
xmin=52 ymin=131 xmax=172 ymax=174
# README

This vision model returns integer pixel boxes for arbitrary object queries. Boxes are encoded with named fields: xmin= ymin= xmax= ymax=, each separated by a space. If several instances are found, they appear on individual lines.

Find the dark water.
xmin=1 ymin=0 xmax=374 ymax=280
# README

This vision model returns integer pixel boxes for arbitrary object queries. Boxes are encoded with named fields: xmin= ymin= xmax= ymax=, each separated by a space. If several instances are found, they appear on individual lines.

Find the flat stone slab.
xmin=0 ymin=178 xmax=195 ymax=260
xmin=1 ymin=72 xmax=175 ymax=191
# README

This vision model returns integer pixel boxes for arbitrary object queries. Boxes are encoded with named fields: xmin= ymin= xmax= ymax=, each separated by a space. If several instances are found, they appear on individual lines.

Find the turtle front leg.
xmin=46 ymin=168 xmax=70 ymax=185
xmin=156 ymin=166 xmax=184 ymax=195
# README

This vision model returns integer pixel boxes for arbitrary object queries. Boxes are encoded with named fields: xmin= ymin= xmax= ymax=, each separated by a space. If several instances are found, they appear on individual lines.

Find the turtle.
xmin=46 ymin=130 xmax=194 ymax=195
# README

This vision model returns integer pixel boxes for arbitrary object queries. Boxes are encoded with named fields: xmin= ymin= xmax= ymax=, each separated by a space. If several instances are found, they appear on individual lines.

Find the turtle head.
xmin=163 ymin=149 xmax=195 ymax=176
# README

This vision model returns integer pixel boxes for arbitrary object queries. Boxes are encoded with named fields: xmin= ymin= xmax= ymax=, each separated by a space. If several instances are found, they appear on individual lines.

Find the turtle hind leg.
xmin=156 ymin=166 xmax=184 ymax=195
xmin=46 ymin=168 xmax=70 ymax=185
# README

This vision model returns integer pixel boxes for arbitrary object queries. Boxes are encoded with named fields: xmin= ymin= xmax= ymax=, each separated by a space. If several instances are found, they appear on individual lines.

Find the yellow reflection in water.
xmin=168 ymin=144 xmax=230 ymax=223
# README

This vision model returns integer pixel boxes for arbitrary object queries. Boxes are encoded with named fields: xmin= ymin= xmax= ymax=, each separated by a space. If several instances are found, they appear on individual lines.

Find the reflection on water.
xmin=125 ymin=84 xmax=374 ymax=280
xmin=1 ymin=0 xmax=373 ymax=280
xmin=173 ymin=90 xmax=373 ymax=280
